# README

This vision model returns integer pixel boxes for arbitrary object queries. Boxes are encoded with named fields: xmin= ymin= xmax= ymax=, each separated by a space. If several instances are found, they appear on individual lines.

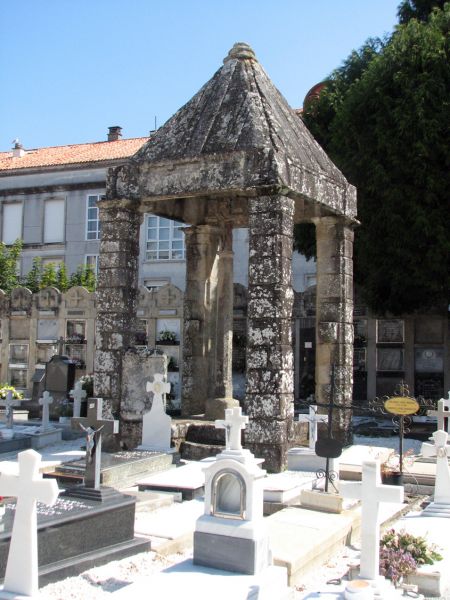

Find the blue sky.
xmin=0 ymin=0 xmax=400 ymax=150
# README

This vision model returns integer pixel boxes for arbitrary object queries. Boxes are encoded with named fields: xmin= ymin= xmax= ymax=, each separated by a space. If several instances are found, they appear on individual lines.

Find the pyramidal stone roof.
xmin=112 ymin=43 xmax=356 ymax=219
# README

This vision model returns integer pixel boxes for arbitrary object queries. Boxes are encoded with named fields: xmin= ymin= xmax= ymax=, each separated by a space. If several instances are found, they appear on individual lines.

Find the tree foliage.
xmin=298 ymin=4 xmax=450 ymax=314
xmin=0 ymin=239 xmax=22 ymax=293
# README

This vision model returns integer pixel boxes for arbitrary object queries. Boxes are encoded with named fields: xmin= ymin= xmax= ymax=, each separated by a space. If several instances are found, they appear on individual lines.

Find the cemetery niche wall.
xmin=99 ymin=42 xmax=357 ymax=472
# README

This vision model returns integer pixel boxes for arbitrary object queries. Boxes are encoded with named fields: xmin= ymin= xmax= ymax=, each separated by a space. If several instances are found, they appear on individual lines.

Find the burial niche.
xmin=212 ymin=469 xmax=246 ymax=519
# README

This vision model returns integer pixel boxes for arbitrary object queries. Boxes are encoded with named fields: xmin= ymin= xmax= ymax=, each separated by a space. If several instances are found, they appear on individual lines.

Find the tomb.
xmin=421 ymin=429 xmax=450 ymax=516
xmin=287 ymin=405 xmax=329 ymax=471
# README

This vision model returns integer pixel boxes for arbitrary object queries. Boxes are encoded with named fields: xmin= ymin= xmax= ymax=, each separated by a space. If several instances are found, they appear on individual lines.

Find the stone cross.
xmin=427 ymin=395 xmax=450 ymax=434
xmin=0 ymin=449 xmax=59 ymax=597
xmin=69 ymin=381 xmax=87 ymax=418
xmin=298 ymin=405 xmax=328 ymax=451
xmin=146 ymin=373 xmax=171 ymax=409
xmin=39 ymin=391 xmax=53 ymax=431
xmin=72 ymin=398 xmax=119 ymax=489
xmin=215 ymin=406 xmax=248 ymax=451
xmin=422 ymin=429 xmax=450 ymax=505
xmin=341 ymin=460 xmax=404 ymax=581
xmin=1 ymin=390 xmax=21 ymax=429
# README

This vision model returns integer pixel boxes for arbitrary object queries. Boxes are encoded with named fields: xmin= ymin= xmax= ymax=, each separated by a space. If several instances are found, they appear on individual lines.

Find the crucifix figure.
xmin=71 ymin=398 xmax=119 ymax=490
xmin=427 ymin=395 xmax=450 ymax=434
xmin=39 ymin=390 xmax=54 ymax=431
xmin=69 ymin=381 xmax=87 ymax=418
xmin=422 ymin=429 xmax=450 ymax=507
xmin=1 ymin=390 xmax=21 ymax=429
xmin=298 ymin=405 xmax=328 ymax=451
xmin=341 ymin=460 xmax=404 ymax=581
xmin=215 ymin=406 xmax=248 ymax=451
xmin=0 ymin=449 xmax=59 ymax=597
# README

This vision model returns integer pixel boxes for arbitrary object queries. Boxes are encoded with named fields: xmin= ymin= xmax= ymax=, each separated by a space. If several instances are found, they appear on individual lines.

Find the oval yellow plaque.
xmin=384 ymin=396 xmax=419 ymax=415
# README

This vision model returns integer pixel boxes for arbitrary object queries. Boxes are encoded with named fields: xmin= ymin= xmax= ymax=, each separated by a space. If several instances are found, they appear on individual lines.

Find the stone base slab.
xmin=111 ymin=562 xmax=293 ymax=600
xmin=300 ymin=489 xmax=345 ymax=513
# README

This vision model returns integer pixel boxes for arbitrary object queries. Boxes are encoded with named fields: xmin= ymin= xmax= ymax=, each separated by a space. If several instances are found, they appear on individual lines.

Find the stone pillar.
xmin=243 ymin=195 xmax=295 ymax=473
xmin=181 ymin=224 xmax=220 ymax=416
xmin=314 ymin=216 xmax=354 ymax=445
xmin=205 ymin=222 xmax=239 ymax=419
xmin=94 ymin=198 xmax=142 ymax=445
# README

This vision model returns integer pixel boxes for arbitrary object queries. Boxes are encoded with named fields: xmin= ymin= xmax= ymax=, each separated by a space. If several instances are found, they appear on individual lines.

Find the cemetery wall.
xmin=0 ymin=283 xmax=447 ymax=408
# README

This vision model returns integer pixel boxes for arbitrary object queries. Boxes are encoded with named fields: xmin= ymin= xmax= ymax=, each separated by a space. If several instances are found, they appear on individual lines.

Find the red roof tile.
xmin=0 ymin=137 xmax=149 ymax=173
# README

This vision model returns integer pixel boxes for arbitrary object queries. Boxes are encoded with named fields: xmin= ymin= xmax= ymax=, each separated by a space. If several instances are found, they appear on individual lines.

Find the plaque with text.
xmin=377 ymin=319 xmax=404 ymax=343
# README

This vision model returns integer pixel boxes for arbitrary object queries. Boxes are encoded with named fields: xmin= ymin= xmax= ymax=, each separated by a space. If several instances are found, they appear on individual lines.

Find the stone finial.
xmin=223 ymin=42 xmax=256 ymax=64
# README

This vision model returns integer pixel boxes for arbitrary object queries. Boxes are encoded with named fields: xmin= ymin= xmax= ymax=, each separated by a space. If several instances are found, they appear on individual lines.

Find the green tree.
xmin=40 ymin=263 xmax=58 ymax=289
xmin=69 ymin=264 xmax=96 ymax=292
xmin=24 ymin=256 xmax=43 ymax=292
xmin=56 ymin=263 xmax=69 ymax=292
xmin=0 ymin=239 xmax=22 ymax=292
xmin=397 ymin=0 xmax=447 ymax=23
xmin=298 ymin=4 xmax=450 ymax=314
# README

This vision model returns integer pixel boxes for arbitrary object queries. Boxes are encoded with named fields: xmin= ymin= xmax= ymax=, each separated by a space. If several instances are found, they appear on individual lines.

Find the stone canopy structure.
xmin=96 ymin=42 xmax=357 ymax=472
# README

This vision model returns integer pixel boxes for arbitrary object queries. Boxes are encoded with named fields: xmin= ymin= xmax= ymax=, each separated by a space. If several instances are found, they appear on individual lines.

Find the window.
xmin=2 ymin=203 xmax=23 ymax=244
xmin=146 ymin=215 xmax=185 ymax=260
xmin=86 ymin=195 xmax=101 ymax=240
xmin=85 ymin=254 xmax=99 ymax=276
xmin=44 ymin=199 xmax=65 ymax=243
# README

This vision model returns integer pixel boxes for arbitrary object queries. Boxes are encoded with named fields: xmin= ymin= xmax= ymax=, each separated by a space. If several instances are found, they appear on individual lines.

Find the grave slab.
xmin=0 ymin=492 xmax=150 ymax=586
xmin=10 ymin=425 xmax=62 ymax=449
xmin=49 ymin=450 xmax=174 ymax=489
xmin=112 ymin=561 xmax=293 ymax=600
xmin=0 ymin=434 xmax=31 ymax=454
xmin=137 ymin=461 xmax=205 ymax=500
xmin=263 ymin=470 xmax=316 ymax=503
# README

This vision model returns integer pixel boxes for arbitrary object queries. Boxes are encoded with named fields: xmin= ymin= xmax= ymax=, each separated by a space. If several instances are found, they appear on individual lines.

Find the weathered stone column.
xmin=314 ymin=216 xmax=354 ymax=445
xmin=243 ymin=195 xmax=295 ymax=472
xmin=94 ymin=198 xmax=141 ymax=439
xmin=182 ymin=224 xmax=220 ymax=416
xmin=205 ymin=222 xmax=239 ymax=419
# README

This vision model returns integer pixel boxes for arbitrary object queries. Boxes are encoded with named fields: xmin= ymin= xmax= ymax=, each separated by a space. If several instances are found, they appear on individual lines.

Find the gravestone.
xmin=0 ymin=391 xmax=21 ymax=430
xmin=69 ymin=381 xmax=87 ymax=418
xmin=38 ymin=391 xmax=54 ymax=432
xmin=298 ymin=405 xmax=328 ymax=451
xmin=194 ymin=406 xmax=270 ymax=575
xmin=341 ymin=460 xmax=404 ymax=582
xmin=45 ymin=354 xmax=76 ymax=418
xmin=427 ymin=393 xmax=450 ymax=434
xmin=0 ymin=448 xmax=59 ymax=597
xmin=422 ymin=429 xmax=450 ymax=516
xmin=138 ymin=374 xmax=172 ymax=452
xmin=69 ymin=398 xmax=119 ymax=501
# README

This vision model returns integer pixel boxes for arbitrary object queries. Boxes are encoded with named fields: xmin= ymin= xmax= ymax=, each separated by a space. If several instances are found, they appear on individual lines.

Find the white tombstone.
xmin=341 ymin=460 xmax=404 ymax=582
xmin=1 ymin=390 xmax=21 ymax=430
xmin=139 ymin=373 xmax=172 ymax=452
xmin=194 ymin=407 xmax=270 ymax=575
xmin=215 ymin=406 xmax=248 ymax=453
xmin=69 ymin=381 xmax=87 ymax=418
xmin=427 ymin=395 xmax=450 ymax=433
xmin=297 ymin=405 xmax=328 ymax=450
xmin=38 ymin=391 xmax=54 ymax=432
xmin=422 ymin=429 xmax=450 ymax=515
xmin=0 ymin=449 xmax=59 ymax=597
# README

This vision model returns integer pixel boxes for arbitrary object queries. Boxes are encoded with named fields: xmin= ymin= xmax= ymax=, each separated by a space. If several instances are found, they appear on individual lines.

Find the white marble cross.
xmin=427 ymin=395 xmax=450 ymax=434
xmin=69 ymin=381 xmax=87 ymax=418
xmin=298 ymin=405 xmax=328 ymax=450
xmin=215 ymin=407 xmax=248 ymax=451
xmin=39 ymin=391 xmax=53 ymax=431
xmin=341 ymin=460 xmax=404 ymax=581
xmin=422 ymin=429 xmax=450 ymax=504
xmin=1 ymin=390 xmax=21 ymax=429
xmin=146 ymin=373 xmax=171 ymax=408
xmin=0 ymin=449 xmax=59 ymax=597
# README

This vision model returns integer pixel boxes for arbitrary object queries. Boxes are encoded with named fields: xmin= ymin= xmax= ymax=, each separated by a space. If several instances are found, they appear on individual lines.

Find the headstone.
xmin=297 ymin=405 xmax=328 ymax=451
xmin=215 ymin=406 xmax=248 ymax=452
xmin=194 ymin=407 xmax=270 ymax=575
xmin=45 ymin=354 xmax=76 ymax=394
xmin=341 ymin=460 xmax=404 ymax=581
xmin=0 ymin=448 xmax=59 ymax=597
xmin=69 ymin=398 xmax=119 ymax=501
xmin=422 ymin=429 xmax=450 ymax=515
xmin=38 ymin=391 xmax=54 ymax=432
xmin=1 ymin=391 xmax=20 ymax=430
xmin=139 ymin=374 xmax=172 ymax=452
xmin=69 ymin=381 xmax=87 ymax=418
xmin=427 ymin=394 xmax=450 ymax=434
